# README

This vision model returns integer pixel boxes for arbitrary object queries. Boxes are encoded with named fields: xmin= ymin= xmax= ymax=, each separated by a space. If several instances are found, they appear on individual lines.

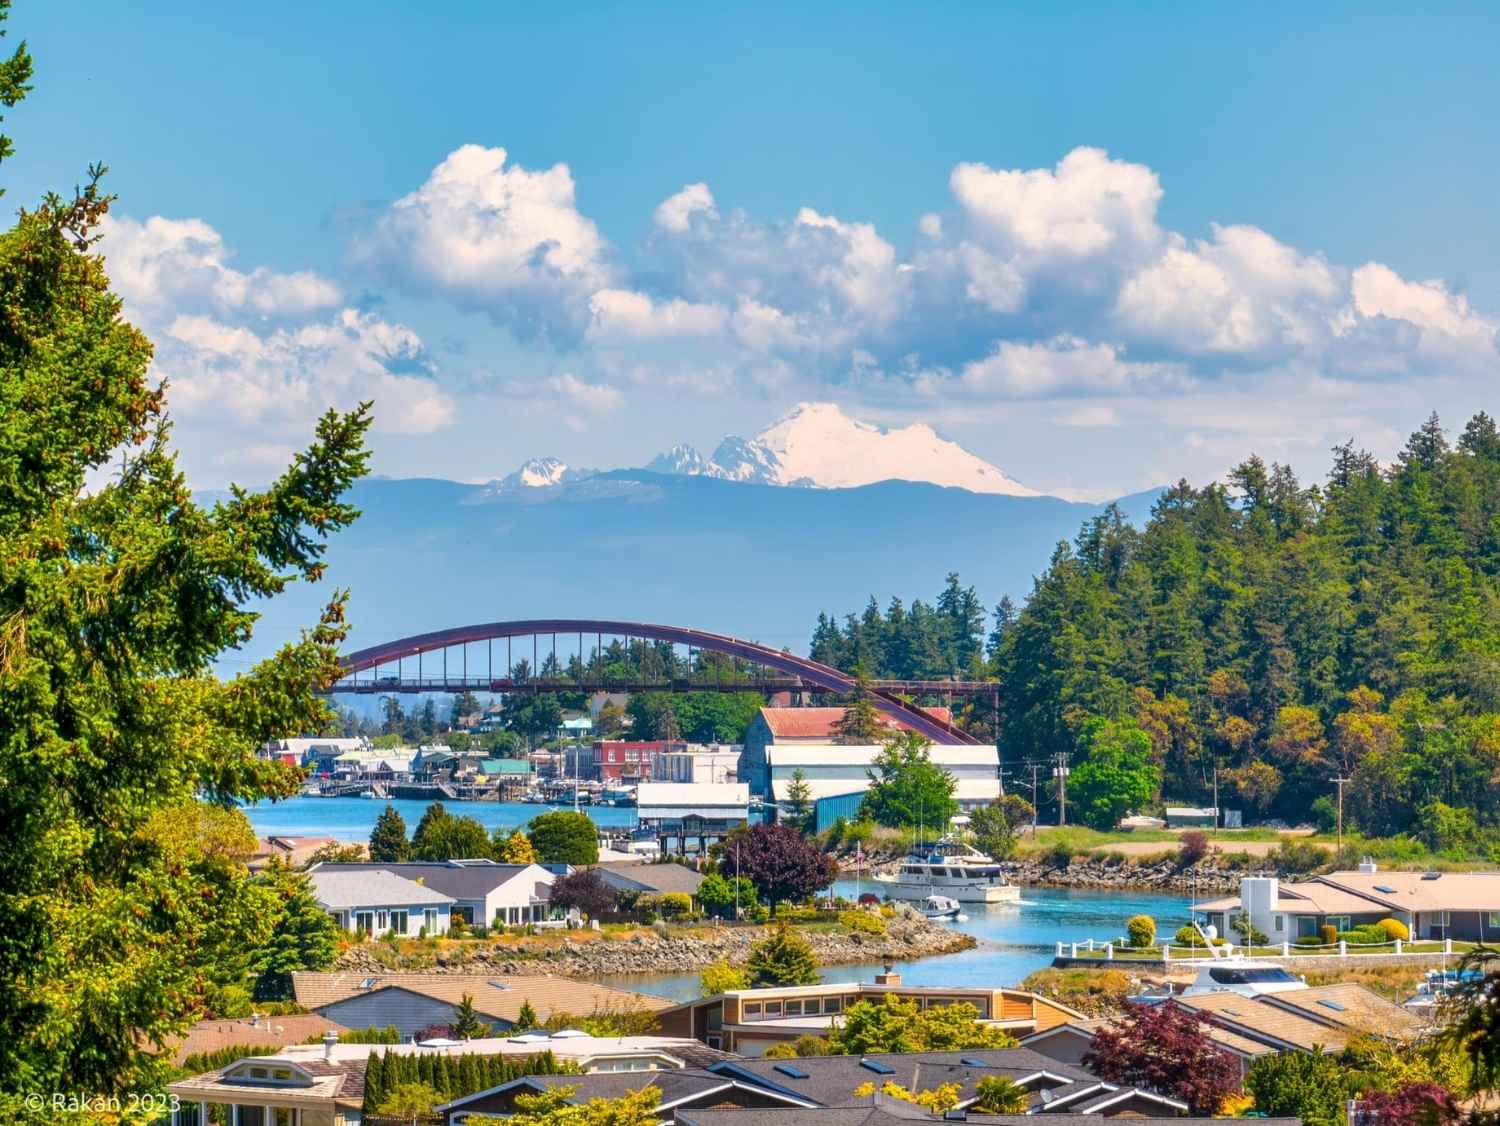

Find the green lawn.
xmin=1062 ymin=940 xmax=1475 ymax=962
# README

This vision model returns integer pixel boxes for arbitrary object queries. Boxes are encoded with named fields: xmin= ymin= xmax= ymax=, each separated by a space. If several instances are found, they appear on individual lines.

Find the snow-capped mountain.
xmin=489 ymin=456 xmax=590 ymax=491
xmin=493 ymin=403 xmax=1038 ymax=497
xmin=649 ymin=402 xmax=1039 ymax=495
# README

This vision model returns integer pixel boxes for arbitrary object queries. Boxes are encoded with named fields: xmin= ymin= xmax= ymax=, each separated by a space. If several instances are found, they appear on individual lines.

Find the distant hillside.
xmin=226 ymin=470 xmax=1161 ymax=671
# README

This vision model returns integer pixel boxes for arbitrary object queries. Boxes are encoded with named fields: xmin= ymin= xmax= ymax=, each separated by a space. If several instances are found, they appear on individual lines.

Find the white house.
xmin=310 ymin=860 xmax=555 ymax=927
xmin=309 ymin=869 xmax=455 ymax=937
xmin=763 ymin=744 xmax=1001 ymax=810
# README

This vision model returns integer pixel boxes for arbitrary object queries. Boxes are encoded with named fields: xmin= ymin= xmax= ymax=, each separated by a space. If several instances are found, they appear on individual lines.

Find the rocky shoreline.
xmin=842 ymin=857 xmax=1267 ymax=895
xmin=333 ymin=914 xmax=976 ymax=981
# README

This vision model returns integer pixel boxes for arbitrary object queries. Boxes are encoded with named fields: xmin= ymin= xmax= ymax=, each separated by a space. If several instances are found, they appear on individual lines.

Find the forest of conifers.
xmin=809 ymin=412 xmax=1500 ymax=854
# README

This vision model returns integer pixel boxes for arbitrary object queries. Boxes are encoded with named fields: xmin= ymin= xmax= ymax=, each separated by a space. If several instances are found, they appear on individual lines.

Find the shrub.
xmin=1309 ymin=796 xmax=1339 ymax=835
xmin=1174 ymin=925 xmax=1207 ymax=948
xmin=839 ymin=910 xmax=887 ymax=936
xmin=699 ymin=959 xmax=752 ymax=996
xmin=1046 ymin=840 xmax=1076 ymax=868
xmin=1126 ymin=915 xmax=1156 ymax=949
xmin=549 ymin=868 xmax=619 ymax=918
xmin=448 ymin=915 xmax=468 ymax=938
xmin=1273 ymin=839 xmax=1333 ymax=874
xmin=1320 ymin=924 xmax=1338 ymax=946
xmin=1177 ymin=830 xmax=1210 ymax=867
xmin=1230 ymin=913 xmax=1268 ymax=945
xmin=761 ymin=1042 xmax=799 ymax=1059
xmin=1378 ymin=917 xmax=1410 ymax=941
xmin=658 ymin=892 xmax=693 ymax=918
xmin=1294 ymin=935 xmax=1323 ymax=947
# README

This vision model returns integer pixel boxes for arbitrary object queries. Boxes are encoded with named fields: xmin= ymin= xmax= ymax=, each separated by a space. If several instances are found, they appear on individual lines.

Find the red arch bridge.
xmin=332 ymin=618 xmax=991 ymax=745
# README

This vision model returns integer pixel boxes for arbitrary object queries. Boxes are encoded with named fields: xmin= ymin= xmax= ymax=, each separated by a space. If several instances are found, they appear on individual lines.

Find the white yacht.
xmin=1180 ymin=959 xmax=1307 ymax=997
xmin=875 ymin=839 xmax=1022 ymax=904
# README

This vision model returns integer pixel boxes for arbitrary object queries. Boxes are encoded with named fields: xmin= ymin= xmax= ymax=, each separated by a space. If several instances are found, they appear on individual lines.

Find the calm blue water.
xmin=596 ymin=884 xmax=1192 ymax=1000
xmin=243 ymin=795 xmax=644 ymax=839
xmin=244 ymin=797 xmax=1189 ymax=997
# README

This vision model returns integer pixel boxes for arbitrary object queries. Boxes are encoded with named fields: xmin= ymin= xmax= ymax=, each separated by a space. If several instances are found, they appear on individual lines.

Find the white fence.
xmin=1055 ymin=936 xmax=1456 ymax=962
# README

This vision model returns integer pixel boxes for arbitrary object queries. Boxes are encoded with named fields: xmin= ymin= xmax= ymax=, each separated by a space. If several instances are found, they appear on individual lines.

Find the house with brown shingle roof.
xmin=292 ymin=972 xmax=674 ymax=1040
xmin=168 ymin=1012 xmax=346 ymax=1065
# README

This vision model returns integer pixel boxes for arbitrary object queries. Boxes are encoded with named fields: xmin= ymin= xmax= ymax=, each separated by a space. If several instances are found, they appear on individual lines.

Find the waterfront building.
xmin=308 ymin=868 xmax=455 ymax=938
xmin=655 ymin=745 xmax=741 ymax=784
xmin=679 ymin=1111 xmax=1290 ymax=1126
xmin=308 ymin=860 xmax=555 ymax=927
xmin=291 ymin=972 xmax=674 ymax=1039
xmin=636 ymin=782 xmax=750 ymax=854
xmin=262 ymin=736 xmax=369 ymax=770
xmin=739 ymin=708 xmax=999 ymax=813
xmin=1196 ymin=865 xmax=1500 ymax=942
xmin=656 ymin=972 xmax=1084 ymax=1055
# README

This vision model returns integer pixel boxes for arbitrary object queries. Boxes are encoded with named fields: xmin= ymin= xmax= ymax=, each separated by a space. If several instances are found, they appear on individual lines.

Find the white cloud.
xmin=546 ymin=372 xmax=624 ymax=421
xmin=352 ymin=144 xmax=612 ymax=342
xmin=586 ymin=288 xmax=728 ymax=341
xmin=926 ymin=336 xmax=1187 ymax=399
xmin=654 ymin=182 xmax=717 ymax=233
xmin=1058 ymin=404 xmax=1119 ymax=428
xmin=100 ymin=215 xmax=341 ymax=323
xmin=1348 ymin=262 xmax=1496 ymax=343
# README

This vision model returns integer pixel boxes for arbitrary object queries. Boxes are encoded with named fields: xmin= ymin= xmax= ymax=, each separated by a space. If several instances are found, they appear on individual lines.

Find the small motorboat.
xmin=920 ymin=894 xmax=962 ymax=920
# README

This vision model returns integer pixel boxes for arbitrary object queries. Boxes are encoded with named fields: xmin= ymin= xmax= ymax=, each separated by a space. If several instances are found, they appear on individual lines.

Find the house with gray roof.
xmin=310 ymin=860 xmax=556 ymax=927
xmin=598 ymin=861 xmax=705 ymax=899
xmin=308 ymin=868 xmax=456 ymax=937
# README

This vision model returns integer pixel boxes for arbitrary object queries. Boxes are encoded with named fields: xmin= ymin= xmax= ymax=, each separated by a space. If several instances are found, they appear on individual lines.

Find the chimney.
xmin=322 ymin=1030 xmax=338 ymax=1061
xmin=874 ymin=962 xmax=902 ymax=986
xmin=1358 ymin=857 xmax=1378 ymax=874
xmin=249 ymin=1012 xmax=261 ymax=1028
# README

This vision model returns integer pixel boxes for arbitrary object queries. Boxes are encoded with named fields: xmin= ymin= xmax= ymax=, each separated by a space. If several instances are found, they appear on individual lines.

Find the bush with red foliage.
xmin=548 ymin=867 xmax=618 ymax=918
xmin=1177 ymin=830 xmax=1210 ymax=867
xmin=1083 ymin=1001 xmax=1240 ymax=1116
xmin=728 ymin=823 xmax=838 ymax=906
xmin=1354 ymin=1082 xmax=1459 ymax=1126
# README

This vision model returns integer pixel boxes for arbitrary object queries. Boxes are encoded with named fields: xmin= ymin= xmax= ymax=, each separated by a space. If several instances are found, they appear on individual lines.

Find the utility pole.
xmin=1212 ymin=766 xmax=1220 ymax=836
xmin=1053 ymin=753 xmax=1070 ymax=827
xmin=1028 ymin=761 xmax=1042 ymax=836
xmin=1329 ymin=775 xmax=1349 ymax=851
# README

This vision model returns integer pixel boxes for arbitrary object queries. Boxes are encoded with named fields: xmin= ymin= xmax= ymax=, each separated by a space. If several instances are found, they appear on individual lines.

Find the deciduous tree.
xmin=528 ymin=810 xmax=599 ymax=865
xmin=728 ymin=823 xmax=836 ymax=905
xmin=858 ymin=731 xmax=958 ymax=831
xmin=1084 ymin=1002 xmax=1240 ymax=1116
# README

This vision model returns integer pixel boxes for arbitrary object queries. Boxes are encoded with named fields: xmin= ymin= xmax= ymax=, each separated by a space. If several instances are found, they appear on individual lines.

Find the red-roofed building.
xmin=753 ymin=706 xmax=953 ymax=741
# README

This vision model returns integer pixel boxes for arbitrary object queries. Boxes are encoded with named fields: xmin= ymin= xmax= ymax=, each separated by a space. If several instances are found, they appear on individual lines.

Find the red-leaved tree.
xmin=1083 ymin=1001 xmax=1241 ymax=1116
xmin=548 ymin=868 xmax=618 ymax=918
xmin=728 ymin=823 xmax=838 ymax=906
xmin=1354 ymin=1082 xmax=1459 ymax=1126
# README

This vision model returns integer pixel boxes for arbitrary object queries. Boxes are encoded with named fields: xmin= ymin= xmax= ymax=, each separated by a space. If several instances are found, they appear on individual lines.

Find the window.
xmin=783 ymin=1000 xmax=802 ymax=1016
xmin=803 ymin=997 xmax=821 ymax=1015
xmin=376 ymin=910 xmax=389 ymax=930
xmin=1273 ymin=915 xmax=1284 ymax=932
xmin=775 ymin=1064 xmax=810 ymax=1079
xmin=1207 ymin=967 xmax=1299 ymax=985
xmin=1327 ymin=916 xmax=1351 ymax=933
xmin=824 ymin=996 xmax=842 ymax=1014
xmin=744 ymin=1003 xmax=762 ymax=1019
xmin=354 ymin=911 xmax=374 ymax=934
xmin=1488 ymin=912 xmax=1500 ymax=929
xmin=765 ymin=1001 xmax=782 ymax=1017
xmin=390 ymin=910 xmax=408 ymax=935
xmin=860 ymin=1059 xmax=896 ymax=1075
xmin=424 ymin=908 xmax=439 ymax=932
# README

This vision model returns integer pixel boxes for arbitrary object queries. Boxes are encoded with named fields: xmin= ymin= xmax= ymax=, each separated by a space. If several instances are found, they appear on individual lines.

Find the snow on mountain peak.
xmin=494 ymin=456 xmax=579 ymax=490
xmin=646 ymin=444 xmax=708 ymax=476
xmin=657 ymin=402 xmax=1038 ymax=495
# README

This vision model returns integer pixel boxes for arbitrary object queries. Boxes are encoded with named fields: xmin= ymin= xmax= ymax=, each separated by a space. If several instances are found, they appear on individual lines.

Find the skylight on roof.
xmin=1374 ymin=885 xmax=1396 ymax=893
xmin=960 ymin=1057 xmax=989 ymax=1068
xmin=1317 ymin=999 xmax=1347 ymax=1011
xmin=489 ymin=981 xmax=511 ymax=990
xmin=774 ymin=1064 xmax=809 ymax=1079
xmin=860 ymin=1059 xmax=896 ymax=1075
xmin=359 ymin=977 xmax=379 ymax=989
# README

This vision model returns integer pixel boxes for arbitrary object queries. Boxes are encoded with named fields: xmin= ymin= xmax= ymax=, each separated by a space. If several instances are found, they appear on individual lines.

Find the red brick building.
xmin=595 ymin=740 xmax=683 ymax=782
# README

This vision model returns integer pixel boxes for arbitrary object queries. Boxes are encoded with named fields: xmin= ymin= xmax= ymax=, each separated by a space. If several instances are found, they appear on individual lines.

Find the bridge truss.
xmin=333 ymin=618 xmax=991 ymax=745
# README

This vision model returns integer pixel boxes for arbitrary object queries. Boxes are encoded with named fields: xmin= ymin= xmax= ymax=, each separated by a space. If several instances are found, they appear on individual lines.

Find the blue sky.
xmin=9 ymin=2 xmax=1499 ymax=497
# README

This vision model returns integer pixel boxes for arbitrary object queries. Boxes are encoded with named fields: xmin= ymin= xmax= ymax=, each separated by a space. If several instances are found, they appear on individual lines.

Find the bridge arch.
xmin=337 ymin=618 xmax=982 ymax=745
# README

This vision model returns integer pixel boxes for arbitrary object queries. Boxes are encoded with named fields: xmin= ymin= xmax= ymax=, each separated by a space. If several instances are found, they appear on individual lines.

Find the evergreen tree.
xmin=250 ymin=860 xmax=342 ymax=1000
xmin=0 ymin=15 xmax=372 ymax=1096
xmin=515 ymin=999 xmax=540 ymax=1029
xmin=833 ymin=669 xmax=885 ymax=744
xmin=745 ymin=922 xmax=820 ymax=987
xmin=369 ymin=803 xmax=412 ymax=862
xmin=785 ymin=769 xmax=813 ymax=828
xmin=452 ymin=993 xmax=488 ymax=1039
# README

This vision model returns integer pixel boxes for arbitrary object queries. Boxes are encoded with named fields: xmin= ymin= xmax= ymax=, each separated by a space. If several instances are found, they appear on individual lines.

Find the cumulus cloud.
xmin=352 ymin=144 xmax=612 ymax=342
xmin=654 ymin=182 xmax=717 ymax=232
xmin=101 ymin=215 xmax=342 ymax=323
xmin=587 ymin=288 xmax=728 ymax=341
xmin=546 ymin=373 xmax=624 ymax=420
xmin=920 ymin=336 xmax=1188 ymax=400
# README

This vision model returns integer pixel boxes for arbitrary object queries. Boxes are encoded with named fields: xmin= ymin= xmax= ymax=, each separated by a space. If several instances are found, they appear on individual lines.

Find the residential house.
xmin=1023 ymin=1016 xmax=1275 ymax=1080
xmin=330 ymin=749 xmax=414 ymax=781
xmin=694 ymin=1048 xmax=1190 ymax=1116
xmin=262 ymin=736 xmax=369 ymax=771
xmin=292 ymin=972 xmax=675 ymax=1039
xmin=308 ymin=868 xmax=455 ymax=937
xmin=656 ymin=974 xmax=1085 ymax=1055
xmin=437 ymin=1066 xmax=820 ymax=1125
xmin=311 ymin=860 xmax=555 ymax=927
xmin=679 ymin=1111 xmax=1297 ymax=1126
xmin=597 ymin=861 xmax=706 ymax=901
xmin=249 ymin=836 xmax=346 ymax=872
xmin=738 ymin=707 xmax=999 ymax=811
xmin=1196 ymin=866 xmax=1500 ymax=942
xmin=168 ymin=1013 xmax=346 ymax=1066
xmin=167 ymin=1032 xmax=728 ymax=1126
